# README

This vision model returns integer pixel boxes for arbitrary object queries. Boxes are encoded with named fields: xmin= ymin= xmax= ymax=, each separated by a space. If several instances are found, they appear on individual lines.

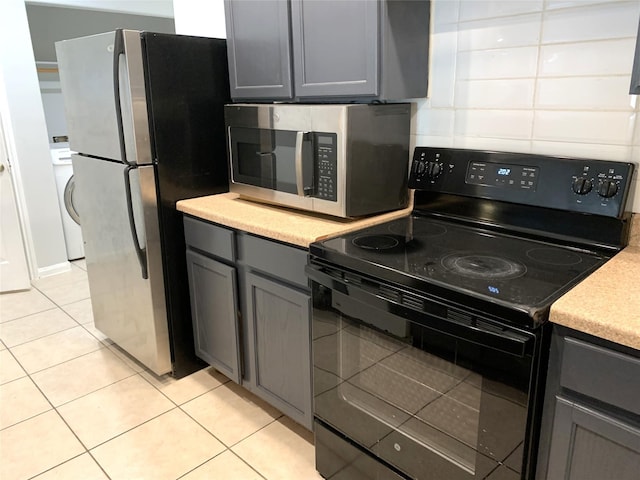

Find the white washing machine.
xmin=51 ymin=146 xmax=85 ymax=260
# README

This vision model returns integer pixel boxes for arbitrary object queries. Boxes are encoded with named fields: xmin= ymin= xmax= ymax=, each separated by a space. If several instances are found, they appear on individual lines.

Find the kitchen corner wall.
xmin=415 ymin=0 xmax=640 ymax=213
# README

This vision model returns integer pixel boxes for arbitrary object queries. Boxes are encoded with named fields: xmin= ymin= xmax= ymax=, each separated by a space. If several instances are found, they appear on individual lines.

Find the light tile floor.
xmin=0 ymin=260 xmax=323 ymax=480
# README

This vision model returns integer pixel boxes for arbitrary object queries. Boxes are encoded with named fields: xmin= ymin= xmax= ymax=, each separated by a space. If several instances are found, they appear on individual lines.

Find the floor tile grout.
xmin=1 ymin=266 xmax=319 ymax=480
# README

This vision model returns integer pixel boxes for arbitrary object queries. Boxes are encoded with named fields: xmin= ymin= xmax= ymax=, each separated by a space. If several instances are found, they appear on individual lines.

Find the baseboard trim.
xmin=37 ymin=261 xmax=71 ymax=279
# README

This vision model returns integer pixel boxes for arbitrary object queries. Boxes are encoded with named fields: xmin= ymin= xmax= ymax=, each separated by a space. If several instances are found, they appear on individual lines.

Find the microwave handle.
xmin=295 ymin=131 xmax=310 ymax=196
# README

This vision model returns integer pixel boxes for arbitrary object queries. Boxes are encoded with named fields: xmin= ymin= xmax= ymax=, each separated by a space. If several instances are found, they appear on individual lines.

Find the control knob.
xmin=572 ymin=177 xmax=593 ymax=195
xmin=425 ymin=161 xmax=442 ymax=180
xmin=597 ymin=179 xmax=618 ymax=198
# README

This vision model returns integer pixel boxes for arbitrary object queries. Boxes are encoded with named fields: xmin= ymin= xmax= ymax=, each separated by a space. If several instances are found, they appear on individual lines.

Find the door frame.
xmin=0 ymin=106 xmax=35 ymax=284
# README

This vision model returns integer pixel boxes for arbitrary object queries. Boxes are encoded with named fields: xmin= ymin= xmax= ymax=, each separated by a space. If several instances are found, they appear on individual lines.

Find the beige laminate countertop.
xmin=550 ymin=214 xmax=640 ymax=351
xmin=177 ymin=192 xmax=412 ymax=248
xmin=178 ymin=193 xmax=639 ymax=351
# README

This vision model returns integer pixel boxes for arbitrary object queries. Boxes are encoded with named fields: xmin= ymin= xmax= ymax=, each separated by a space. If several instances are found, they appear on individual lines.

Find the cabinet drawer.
xmin=184 ymin=216 xmax=235 ymax=262
xmin=238 ymin=234 xmax=309 ymax=289
xmin=560 ymin=337 xmax=640 ymax=416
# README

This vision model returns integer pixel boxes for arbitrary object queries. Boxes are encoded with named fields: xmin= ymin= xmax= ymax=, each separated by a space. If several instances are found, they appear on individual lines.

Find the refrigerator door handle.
xmin=113 ymin=29 xmax=133 ymax=167
xmin=124 ymin=165 xmax=148 ymax=279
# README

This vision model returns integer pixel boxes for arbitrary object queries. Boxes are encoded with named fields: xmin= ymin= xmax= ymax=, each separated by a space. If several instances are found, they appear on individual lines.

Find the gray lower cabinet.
xmin=184 ymin=216 xmax=313 ymax=429
xmin=224 ymin=0 xmax=430 ymax=102
xmin=186 ymin=249 xmax=241 ymax=383
xmin=546 ymin=397 xmax=640 ymax=480
xmin=537 ymin=326 xmax=640 ymax=479
xmin=244 ymin=272 xmax=312 ymax=428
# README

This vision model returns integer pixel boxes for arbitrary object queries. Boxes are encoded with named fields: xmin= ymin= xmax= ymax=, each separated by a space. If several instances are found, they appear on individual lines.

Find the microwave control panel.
xmin=314 ymin=133 xmax=337 ymax=201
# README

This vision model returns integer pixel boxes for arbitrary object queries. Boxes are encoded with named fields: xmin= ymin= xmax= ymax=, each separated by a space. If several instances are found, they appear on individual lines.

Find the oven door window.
xmin=229 ymin=126 xmax=301 ymax=194
xmin=312 ymin=283 xmax=534 ymax=480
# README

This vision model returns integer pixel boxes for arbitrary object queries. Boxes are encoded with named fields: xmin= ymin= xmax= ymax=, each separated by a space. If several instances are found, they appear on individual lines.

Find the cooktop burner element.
xmin=388 ymin=221 xmax=447 ymax=238
xmin=352 ymin=235 xmax=401 ymax=250
xmin=442 ymin=253 xmax=527 ymax=279
xmin=526 ymin=247 xmax=583 ymax=266
xmin=317 ymin=215 xmax=609 ymax=319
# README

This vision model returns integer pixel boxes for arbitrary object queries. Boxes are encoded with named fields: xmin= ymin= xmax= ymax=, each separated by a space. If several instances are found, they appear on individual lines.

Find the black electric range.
xmin=308 ymin=147 xmax=634 ymax=480
xmin=311 ymin=147 xmax=635 ymax=329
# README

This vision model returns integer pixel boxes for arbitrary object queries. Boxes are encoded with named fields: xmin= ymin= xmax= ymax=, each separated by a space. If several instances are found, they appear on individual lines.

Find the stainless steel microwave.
xmin=225 ymin=103 xmax=411 ymax=218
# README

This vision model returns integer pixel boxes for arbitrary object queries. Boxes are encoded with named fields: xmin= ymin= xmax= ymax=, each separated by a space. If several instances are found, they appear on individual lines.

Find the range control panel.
xmin=409 ymin=147 xmax=635 ymax=218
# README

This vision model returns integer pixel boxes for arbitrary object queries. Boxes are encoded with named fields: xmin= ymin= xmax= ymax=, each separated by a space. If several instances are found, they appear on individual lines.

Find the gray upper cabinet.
xmin=290 ymin=0 xmax=378 ymax=98
xmin=224 ymin=0 xmax=293 ymax=99
xmin=224 ymin=0 xmax=431 ymax=102
xmin=631 ymin=18 xmax=640 ymax=94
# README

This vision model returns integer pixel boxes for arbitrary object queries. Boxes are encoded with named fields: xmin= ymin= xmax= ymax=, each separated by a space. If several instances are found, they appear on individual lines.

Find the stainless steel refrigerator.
xmin=56 ymin=30 xmax=230 ymax=377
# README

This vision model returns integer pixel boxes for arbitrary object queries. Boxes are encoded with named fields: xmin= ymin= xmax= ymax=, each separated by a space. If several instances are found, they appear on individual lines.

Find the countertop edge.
xmin=550 ymin=237 xmax=640 ymax=352
xmin=177 ymin=192 xmax=413 ymax=248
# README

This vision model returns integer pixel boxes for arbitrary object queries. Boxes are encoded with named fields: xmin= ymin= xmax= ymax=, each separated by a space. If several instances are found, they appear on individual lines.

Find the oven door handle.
xmin=306 ymin=264 xmax=533 ymax=357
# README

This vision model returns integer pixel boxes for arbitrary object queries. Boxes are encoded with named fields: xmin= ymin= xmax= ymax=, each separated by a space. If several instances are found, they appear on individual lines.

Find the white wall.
xmin=0 ymin=0 xmax=69 ymax=278
xmin=173 ymin=0 xmax=226 ymax=37
xmin=418 ymin=0 xmax=640 ymax=212
xmin=27 ymin=0 xmax=174 ymax=18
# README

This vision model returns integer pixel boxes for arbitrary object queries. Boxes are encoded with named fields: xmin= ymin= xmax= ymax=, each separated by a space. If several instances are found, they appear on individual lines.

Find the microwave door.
xmin=231 ymin=126 xmax=302 ymax=194
xmin=259 ymin=152 xmax=276 ymax=189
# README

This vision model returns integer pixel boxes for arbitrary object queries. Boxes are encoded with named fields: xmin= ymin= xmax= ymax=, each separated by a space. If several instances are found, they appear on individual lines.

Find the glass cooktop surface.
xmin=314 ymin=215 xmax=610 ymax=315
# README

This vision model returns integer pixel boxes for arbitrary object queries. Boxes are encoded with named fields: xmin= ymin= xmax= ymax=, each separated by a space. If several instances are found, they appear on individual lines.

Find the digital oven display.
xmin=466 ymin=162 xmax=539 ymax=190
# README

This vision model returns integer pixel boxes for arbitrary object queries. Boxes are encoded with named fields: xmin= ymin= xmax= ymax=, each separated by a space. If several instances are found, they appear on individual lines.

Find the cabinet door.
xmin=290 ymin=0 xmax=379 ymax=98
xmin=546 ymin=397 xmax=640 ymax=480
xmin=186 ymin=250 xmax=242 ymax=383
xmin=630 ymin=18 xmax=640 ymax=94
xmin=224 ymin=0 xmax=293 ymax=100
xmin=245 ymin=272 xmax=312 ymax=429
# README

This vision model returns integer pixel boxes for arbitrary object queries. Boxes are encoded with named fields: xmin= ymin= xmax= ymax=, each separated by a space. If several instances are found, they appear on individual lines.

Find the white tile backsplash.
xmin=628 ymin=170 xmax=640 ymax=213
xmin=452 ymin=136 xmax=533 ymax=153
xmin=541 ymin=2 xmax=640 ymax=44
xmin=458 ymin=0 xmax=543 ymax=22
xmin=531 ymin=141 xmax=632 ymax=161
xmin=455 ymin=79 xmax=535 ymax=109
xmin=539 ymin=39 xmax=637 ymax=77
xmin=412 ymin=134 xmax=456 ymax=149
xmin=633 ymin=111 xmax=640 ymax=146
xmin=454 ymin=109 xmax=534 ymax=139
xmin=428 ymin=28 xmax=458 ymax=107
xmin=418 ymin=0 xmax=640 ymax=212
xmin=457 ymin=47 xmax=539 ymax=79
xmin=544 ymin=0 xmax=623 ymax=10
xmin=433 ymin=0 xmax=460 ymax=26
xmin=415 ymin=107 xmax=455 ymax=137
xmin=457 ymin=14 xmax=541 ymax=51
xmin=535 ymin=77 xmax=635 ymax=110
xmin=533 ymin=111 xmax=636 ymax=145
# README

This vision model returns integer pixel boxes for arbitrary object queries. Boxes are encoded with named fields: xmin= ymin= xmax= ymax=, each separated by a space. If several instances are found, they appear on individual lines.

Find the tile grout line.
xmin=4 ymin=276 xmax=308 ymax=479
xmin=2 ymin=286 xmax=114 ymax=479
xmin=1 ymin=342 xmax=112 ymax=479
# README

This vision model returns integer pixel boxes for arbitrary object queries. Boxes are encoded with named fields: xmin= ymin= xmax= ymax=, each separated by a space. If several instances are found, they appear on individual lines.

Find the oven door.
xmin=229 ymin=126 xmax=314 ymax=195
xmin=308 ymin=265 xmax=539 ymax=480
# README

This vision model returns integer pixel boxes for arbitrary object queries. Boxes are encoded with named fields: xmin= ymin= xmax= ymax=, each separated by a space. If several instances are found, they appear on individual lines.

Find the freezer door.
xmin=56 ymin=30 xmax=152 ymax=165
xmin=72 ymin=153 xmax=171 ymax=375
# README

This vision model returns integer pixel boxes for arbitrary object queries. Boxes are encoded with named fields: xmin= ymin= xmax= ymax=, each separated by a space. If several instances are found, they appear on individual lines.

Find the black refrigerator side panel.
xmin=141 ymin=32 xmax=231 ymax=377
